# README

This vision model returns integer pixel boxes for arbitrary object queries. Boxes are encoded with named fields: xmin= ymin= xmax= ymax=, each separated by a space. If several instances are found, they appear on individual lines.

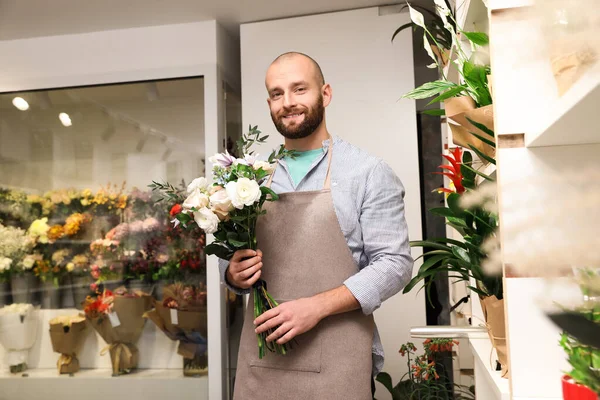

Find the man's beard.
xmin=271 ymin=95 xmax=324 ymax=140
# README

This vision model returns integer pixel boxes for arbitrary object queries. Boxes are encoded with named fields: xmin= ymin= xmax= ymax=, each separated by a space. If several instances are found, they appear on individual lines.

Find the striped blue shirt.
xmin=218 ymin=135 xmax=414 ymax=375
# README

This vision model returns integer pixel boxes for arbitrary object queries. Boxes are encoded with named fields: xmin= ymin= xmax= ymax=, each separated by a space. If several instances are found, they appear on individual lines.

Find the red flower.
xmin=170 ymin=204 xmax=183 ymax=217
xmin=434 ymin=147 xmax=465 ymax=194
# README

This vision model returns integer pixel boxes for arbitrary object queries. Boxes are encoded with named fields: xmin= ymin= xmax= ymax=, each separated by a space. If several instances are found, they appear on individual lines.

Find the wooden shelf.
xmin=526 ymin=63 xmax=600 ymax=147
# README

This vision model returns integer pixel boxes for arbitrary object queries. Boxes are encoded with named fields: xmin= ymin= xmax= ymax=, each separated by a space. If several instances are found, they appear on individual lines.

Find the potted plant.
xmin=375 ymin=338 xmax=474 ymax=399
xmin=403 ymin=120 xmax=508 ymax=375
xmin=402 ymin=1 xmax=494 ymax=162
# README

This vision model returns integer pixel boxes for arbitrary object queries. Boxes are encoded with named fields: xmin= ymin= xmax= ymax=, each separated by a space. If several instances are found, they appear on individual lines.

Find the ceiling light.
xmin=59 ymin=112 xmax=72 ymax=127
xmin=12 ymin=97 xmax=29 ymax=111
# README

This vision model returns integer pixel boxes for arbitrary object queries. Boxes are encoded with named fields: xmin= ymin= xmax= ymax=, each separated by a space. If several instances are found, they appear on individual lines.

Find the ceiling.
xmin=0 ymin=0 xmax=421 ymax=40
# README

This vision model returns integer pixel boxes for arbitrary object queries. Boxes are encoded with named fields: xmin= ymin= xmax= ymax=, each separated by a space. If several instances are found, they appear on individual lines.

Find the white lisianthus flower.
xmin=193 ymin=208 xmax=220 ymax=234
xmin=183 ymin=188 xmax=210 ymax=210
xmin=0 ymin=257 xmax=12 ymax=272
xmin=253 ymin=161 xmax=275 ymax=173
xmin=226 ymin=178 xmax=262 ymax=209
xmin=187 ymin=177 xmax=209 ymax=194
xmin=210 ymin=189 xmax=234 ymax=221
xmin=0 ymin=303 xmax=33 ymax=316
xmin=22 ymin=255 xmax=35 ymax=270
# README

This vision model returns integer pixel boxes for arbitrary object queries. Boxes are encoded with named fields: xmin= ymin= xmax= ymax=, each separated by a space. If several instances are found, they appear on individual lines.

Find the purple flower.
xmin=142 ymin=217 xmax=160 ymax=233
xmin=209 ymin=151 xmax=236 ymax=168
xmin=129 ymin=220 xmax=144 ymax=234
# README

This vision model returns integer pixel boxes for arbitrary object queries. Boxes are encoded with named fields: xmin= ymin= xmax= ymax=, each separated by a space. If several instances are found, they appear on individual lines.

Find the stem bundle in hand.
xmin=151 ymin=125 xmax=296 ymax=358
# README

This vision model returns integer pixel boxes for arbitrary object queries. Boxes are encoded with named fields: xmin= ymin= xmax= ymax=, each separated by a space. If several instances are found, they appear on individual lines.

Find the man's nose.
xmin=282 ymin=92 xmax=296 ymax=108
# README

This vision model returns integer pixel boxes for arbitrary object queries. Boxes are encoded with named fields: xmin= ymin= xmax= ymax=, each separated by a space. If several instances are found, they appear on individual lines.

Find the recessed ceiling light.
xmin=12 ymin=97 xmax=29 ymax=111
xmin=59 ymin=112 xmax=72 ymax=127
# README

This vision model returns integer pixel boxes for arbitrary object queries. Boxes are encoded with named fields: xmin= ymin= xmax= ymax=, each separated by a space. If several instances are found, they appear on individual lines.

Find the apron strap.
xmin=265 ymin=136 xmax=334 ymax=189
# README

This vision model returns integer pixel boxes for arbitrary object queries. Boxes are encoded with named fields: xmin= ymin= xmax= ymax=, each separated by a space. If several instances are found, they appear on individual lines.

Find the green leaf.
xmin=468 ymin=144 xmax=496 ymax=165
xmin=260 ymin=186 xmax=279 ymax=201
xmin=461 ymin=163 xmax=476 ymax=182
xmin=469 ymin=130 xmax=496 ymax=148
xmin=409 ymin=241 xmax=451 ymax=251
xmin=427 ymin=85 xmax=467 ymax=105
xmin=391 ymin=22 xmax=415 ymax=42
xmin=462 ymin=164 xmax=495 ymax=182
xmin=418 ymin=254 xmax=449 ymax=271
xmin=447 ymin=193 xmax=465 ymax=217
xmin=421 ymin=108 xmax=446 ymax=116
xmin=227 ymin=238 xmax=248 ymax=248
xmin=462 ymin=31 xmax=489 ymax=46
xmin=204 ymin=243 xmax=234 ymax=260
xmin=467 ymin=285 xmax=488 ymax=297
xmin=429 ymin=207 xmax=456 ymax=218
xmin=402 ymin=81 xmax=458 ymax=100
xmin=452 ymin=247 xmax=471 ymax=264
xmin=447 ymin=216 xmax=468 ymax=228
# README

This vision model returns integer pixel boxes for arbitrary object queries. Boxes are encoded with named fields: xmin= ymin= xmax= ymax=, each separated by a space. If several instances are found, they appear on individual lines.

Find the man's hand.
xmin=253 ymin=297 xmax=324 ymax=345
xmin=226 ymin=249 xmax=263 ymax=290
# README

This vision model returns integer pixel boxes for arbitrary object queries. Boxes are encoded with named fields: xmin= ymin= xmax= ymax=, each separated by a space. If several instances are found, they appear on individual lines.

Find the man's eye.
xmin=296 ymin=87 xmax=306 ymax=93
xmin=271 ymin=93 xmax=281 ymax=99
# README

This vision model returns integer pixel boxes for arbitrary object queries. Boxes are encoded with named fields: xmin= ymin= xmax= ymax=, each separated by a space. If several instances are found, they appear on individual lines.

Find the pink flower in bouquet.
xmin=156 ymin=254 xmax=169 ymax=263
xmin=90 ymin=283 xmax=98 ymax=292
xmin=129 ymin=220 xmax=144 ymax=234
xmin=91 ymin=264 xmax=99 ymax=272
xmin=142 ymin=217 xmax=160 ymax=233
xmin=106 ymin=227 xmax=117 ymax=240
xmin=91 ymin=270 xmax=100 ymax=279
xmin=112 ymin=223 xmax=129 ymax=241
xmin=182 ymin=287 xmax=194 ymax=302
xmin=208 ymin=151 xmax=235 ymax=168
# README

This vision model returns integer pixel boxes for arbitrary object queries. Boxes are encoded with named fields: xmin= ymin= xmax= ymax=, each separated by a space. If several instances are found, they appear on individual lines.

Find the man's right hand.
xmin=226 ymin=249 xmax=263 ymax=290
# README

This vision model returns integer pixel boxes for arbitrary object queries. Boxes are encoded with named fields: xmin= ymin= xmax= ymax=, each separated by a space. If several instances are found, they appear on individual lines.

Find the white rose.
xmin=22 ymin=255 xmax=35 ymax=270
xmin=193 ymin=208 xmax=220 ymax=234
xmin=210 ymin=189 xmax=234 ymax=221
xmin=187 ymin=177 xmax=209 ymax=194
xmin=253 ymin=161 xmax=275 ymax=173
xmin=225 ymin=178 xmax=262 ymax=209
xmin=0 ymin=257 xmax=12 ymax=272
xmin=183 ymin=188 xmax=210 ymax=210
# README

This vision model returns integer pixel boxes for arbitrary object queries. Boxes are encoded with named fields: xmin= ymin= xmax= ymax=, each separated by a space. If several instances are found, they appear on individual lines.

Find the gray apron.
xmin=233 ymin=140 xmax=374 ymax=400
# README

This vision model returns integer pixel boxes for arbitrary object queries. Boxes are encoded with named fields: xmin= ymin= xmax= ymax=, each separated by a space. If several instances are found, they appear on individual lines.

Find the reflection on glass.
xmin=0 ymin=78 xmax=210 ymax=392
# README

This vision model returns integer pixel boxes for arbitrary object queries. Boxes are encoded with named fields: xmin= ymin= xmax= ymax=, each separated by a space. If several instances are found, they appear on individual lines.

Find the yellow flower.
xmin=80 ymin=198 xmax=90 ymax=206
xmin=28 ymin=218 xmax=50 ymax=242
xmin=66 ymin=263 xmax=75 ymax=272
xmin=116 ymin=194 xmax=128 ymax=209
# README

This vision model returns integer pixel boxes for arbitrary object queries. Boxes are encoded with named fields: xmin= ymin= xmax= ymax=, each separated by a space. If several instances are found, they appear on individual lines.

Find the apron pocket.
xmin=249 ymin=301 xmax=322 ymax=373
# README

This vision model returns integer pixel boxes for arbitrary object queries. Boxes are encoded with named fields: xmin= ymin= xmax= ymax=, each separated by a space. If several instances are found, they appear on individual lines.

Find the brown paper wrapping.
xmin=86 ymin=295 xmax=151 ymax=375
xmin=444 ymin=97 xmax=495 ymax=163
xmin=49 ymin=318 xmax=88 ymax=374
xmin=480 ymin=295 xmax=509 ymax=378
xmin=144 ymin=303 xmax=207 ymax=360
xmin=549 ymin=35 xmax=598 ymax=96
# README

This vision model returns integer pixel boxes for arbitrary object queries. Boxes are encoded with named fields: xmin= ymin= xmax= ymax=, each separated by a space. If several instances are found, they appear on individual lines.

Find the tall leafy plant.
xmin=401 ymin=1 xmax=492 ymax=115
xmin=404 ymin=120 xmax=502 ymax=301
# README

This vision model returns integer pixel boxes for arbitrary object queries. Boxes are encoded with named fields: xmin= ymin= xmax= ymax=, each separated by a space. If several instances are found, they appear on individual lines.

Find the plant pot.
xmin=0 ymin=281 xmax=11 ymax=307
xmin=10 ymin=274 xmax=38 ymax=305
xmin=480 ymin=295 xmax=509 ymax=378
xmin=444 ymin=96 xmax=495 ymax=162
xmin=72 ymin=276 xmax=92 ymax=309
xmin=562 ymin=375 xmax=598 ymax=400
xmin=40 ymin=281 xmax=61 ymax=309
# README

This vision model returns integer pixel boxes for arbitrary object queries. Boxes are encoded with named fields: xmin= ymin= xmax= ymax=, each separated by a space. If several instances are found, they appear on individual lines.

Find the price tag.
xmin=108 ymin=312 xmax=121 ymax=327
xmin=170 ymin=308 xmax=179 ymax=325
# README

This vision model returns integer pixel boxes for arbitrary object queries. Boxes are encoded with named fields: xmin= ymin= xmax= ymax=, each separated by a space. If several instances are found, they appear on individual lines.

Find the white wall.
xmin=240 ymin=7 xmax=426 ymax=397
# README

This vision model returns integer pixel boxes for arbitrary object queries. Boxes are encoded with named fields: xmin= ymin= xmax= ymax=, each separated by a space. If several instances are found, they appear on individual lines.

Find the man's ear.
xmin=267 ymin=97 xmax=271 ymax=107
xmin=322 ymin=83 xmax=333 ymax=107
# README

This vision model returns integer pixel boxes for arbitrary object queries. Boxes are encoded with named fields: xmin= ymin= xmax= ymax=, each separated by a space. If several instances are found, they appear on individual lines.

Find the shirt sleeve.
xmin=343 ymin=160 xmax=414 ymax=315
xmin=218 ymin=257 xmax=251 ymax=295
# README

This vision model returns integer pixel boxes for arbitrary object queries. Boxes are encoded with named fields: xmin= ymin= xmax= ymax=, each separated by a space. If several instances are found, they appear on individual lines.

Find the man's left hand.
xmin=254 ymin=297 xmax=324 ymax=345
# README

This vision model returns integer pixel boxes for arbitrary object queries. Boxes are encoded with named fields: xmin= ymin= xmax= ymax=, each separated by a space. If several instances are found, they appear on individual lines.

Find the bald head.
xmin=269 ymin=52 xmax=325 ymax=86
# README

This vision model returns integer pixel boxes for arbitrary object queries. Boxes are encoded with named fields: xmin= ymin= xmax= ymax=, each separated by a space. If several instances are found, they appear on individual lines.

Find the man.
xmin=219 ymin=52 xmax=413 ymax=399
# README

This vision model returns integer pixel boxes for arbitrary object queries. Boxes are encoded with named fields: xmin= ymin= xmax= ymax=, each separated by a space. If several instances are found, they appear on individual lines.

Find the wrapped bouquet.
xmin=144 ymin=283 xmax=208 ymax=376
xmin=49 ymin=314 xmax=88 ymax=374
xmin=151 ymin=126 xmax=296 ymax=358
xmin=83 ymin=287 xmax=152 ymax=375
xmin=0 ymin=303 xmax=38 ymax=373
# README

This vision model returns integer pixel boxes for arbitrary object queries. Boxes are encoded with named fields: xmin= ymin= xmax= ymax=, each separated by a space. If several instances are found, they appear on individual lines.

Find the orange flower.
xmin=47 ymin=225 xmax=64 ymax=242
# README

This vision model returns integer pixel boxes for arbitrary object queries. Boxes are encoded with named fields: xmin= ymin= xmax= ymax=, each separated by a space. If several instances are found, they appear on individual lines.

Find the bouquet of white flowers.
xmin=0 ymin=303 xmax=38 ymax=373
xmin=151 ymin=126 xmax=296 ymax=358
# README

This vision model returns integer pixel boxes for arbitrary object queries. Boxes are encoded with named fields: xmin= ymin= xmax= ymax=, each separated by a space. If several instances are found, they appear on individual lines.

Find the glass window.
xmin=0 ymin=77 xmax=210 ymax=397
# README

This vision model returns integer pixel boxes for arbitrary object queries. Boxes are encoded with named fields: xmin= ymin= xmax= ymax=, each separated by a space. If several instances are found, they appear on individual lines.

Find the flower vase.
xmin=562 ymin=375 xmax=598 ymax=400
xmin=10 ymin=274 xmax=38 ymax=305
xmin=72 ymin=276 xmax=91 ymax=309
xmin=40 ymin=281 xmax=61 ymax=309
xmin=0 ymin=281 xmax=11 ymax=307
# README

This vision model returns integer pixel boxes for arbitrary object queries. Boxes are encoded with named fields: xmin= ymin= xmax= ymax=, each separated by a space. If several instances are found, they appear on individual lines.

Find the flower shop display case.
xmin=0 ymin=20 xmax=242 ymax=400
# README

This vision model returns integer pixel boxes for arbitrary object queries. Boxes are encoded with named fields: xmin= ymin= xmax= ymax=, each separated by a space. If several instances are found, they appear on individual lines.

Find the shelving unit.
xmin=489 ymin=1 xmax=599 ymax=399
